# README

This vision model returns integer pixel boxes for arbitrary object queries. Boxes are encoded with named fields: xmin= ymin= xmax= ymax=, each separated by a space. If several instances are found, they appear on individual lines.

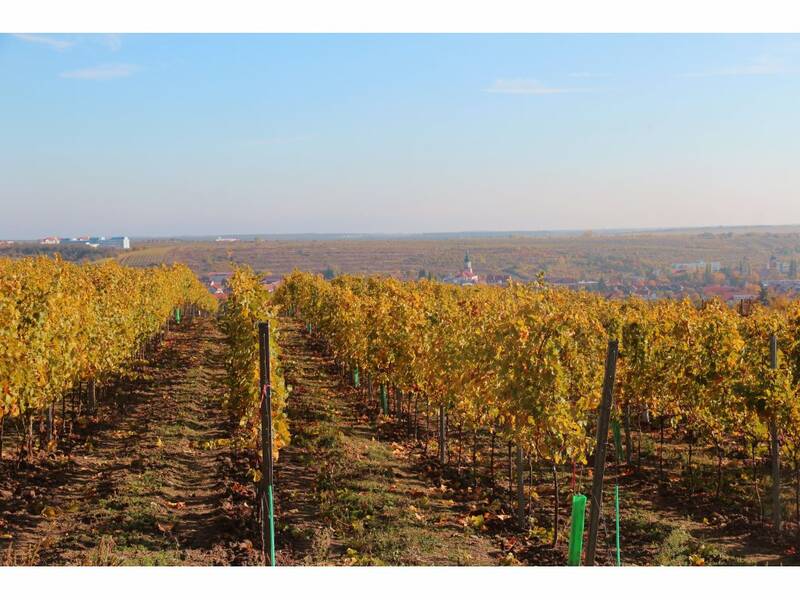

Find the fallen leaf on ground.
xmin=408 ymin=505 xmax=425 ymax=521
xmin=500 ymin=552 xmax=521 ymax=566
xmin=41 ymin=506 xmax=59 ymax=519
xmin=156 ymin=522 xmax=174 ymax=533
xmin=465 ymin=514 xmax=487 ymax=530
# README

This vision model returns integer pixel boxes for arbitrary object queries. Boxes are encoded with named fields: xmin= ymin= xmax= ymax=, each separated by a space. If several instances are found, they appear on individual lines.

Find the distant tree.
xmin=720 ymin=266 xmax=735 ymax=284
xmin=711 ymin=272 xmax=726 ymax=285
xmin=789 ymin=258 xmax=798 ymax=279
xmin=738 ymin=258 xmax=752 ymax=276
xmin=0 ymin=244 xmax=118 ymax=263
xmin=703 ymin=263 xmax=713 ymax=284
xmin=759 ymin=283 xmax=770 ymax=306
xmin=323 ymin=267 xmax=336 ymax=280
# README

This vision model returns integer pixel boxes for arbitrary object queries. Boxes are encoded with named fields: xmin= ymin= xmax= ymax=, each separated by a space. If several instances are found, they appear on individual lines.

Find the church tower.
xmin=464 ymin=251 xmax=472 ymax=274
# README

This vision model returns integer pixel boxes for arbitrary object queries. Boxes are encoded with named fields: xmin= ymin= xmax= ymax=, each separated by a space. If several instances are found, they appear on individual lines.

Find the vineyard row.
xmin=273 ymin=270 xmax=800 ymax=535
xmin=0 ymin=256 xmax=217 ymax=459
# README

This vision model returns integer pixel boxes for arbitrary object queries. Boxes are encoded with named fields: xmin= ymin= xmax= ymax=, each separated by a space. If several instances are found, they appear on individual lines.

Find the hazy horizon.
xmin=3 ymin=33 xmax=800 ymax=239
xmin=9 ymin=222 xmax=800 ymax=243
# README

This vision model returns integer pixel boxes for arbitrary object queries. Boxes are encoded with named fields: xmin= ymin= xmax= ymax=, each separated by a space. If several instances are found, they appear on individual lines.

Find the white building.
xmin=671 ymin=260 xmax=720 ymax=273
xmin=98 ymin=236 xmax=130 ymax=250
xmin=63 ymin=235 xmax=130 ymax=249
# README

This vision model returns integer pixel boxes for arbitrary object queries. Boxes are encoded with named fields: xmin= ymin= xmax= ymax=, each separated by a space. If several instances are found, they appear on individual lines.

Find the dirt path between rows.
xmin=5 ymin=314 xmax=792 ymax=566
xmin=1 ymin=315 xmax=502 ymax=567
xmin=273 ymin=317 xmax=503 ymax=566
xmin=0 ymin=318 xmax=256 ymax=566
xmin=272 ymin=317 xmax=800 ymax=567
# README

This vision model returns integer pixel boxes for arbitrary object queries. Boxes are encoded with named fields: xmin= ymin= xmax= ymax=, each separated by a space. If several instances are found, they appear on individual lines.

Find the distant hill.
xmin=127 ymin=224 xmax=800 ymax=243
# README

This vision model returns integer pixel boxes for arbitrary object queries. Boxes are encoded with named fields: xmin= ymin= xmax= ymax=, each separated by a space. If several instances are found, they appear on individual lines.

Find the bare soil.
xmin=0 ymin=318 xmax=258 ymax=566
xmin=3 ymin=315 xmax=798 ymax=566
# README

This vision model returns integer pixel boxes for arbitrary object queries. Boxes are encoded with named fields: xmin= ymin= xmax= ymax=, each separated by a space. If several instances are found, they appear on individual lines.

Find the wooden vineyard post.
xmin=47 ymin=403 xmax=54 ymax=444
xmin=515 ymin=444 xmax=525 ymax=529
xmin=258 ymin=322 xmax=276 ymax=566
xmin=585 ymin=339 xmax=619 ymax=566
xmin=769 ymin=333 xmax=782 ymax=533
xmin=88 ymin=379 xmax=97 ymax=415
xmin=438 ymin=405 xmax=448 ymax=464
xmin=380 ymin=383 xmax=388 ymax=415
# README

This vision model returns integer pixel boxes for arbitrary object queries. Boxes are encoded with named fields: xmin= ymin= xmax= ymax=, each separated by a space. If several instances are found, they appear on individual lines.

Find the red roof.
xmin=702 ymin=285 xmax=748 ymax=302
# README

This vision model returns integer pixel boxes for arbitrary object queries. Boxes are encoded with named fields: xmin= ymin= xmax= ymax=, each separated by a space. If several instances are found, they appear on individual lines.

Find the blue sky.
xmin=2 ymin=33 xmax=800 ymax=238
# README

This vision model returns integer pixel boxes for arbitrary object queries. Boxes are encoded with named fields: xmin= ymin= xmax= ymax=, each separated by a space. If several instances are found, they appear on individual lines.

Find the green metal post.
xmin=268 ymin=484 xmax=276 ymax=566
xmin=258 ymin=322 xmax=276 ymax=567
xmin=615 ymin=484 xmax=621 ymax=566
xmin=612 ymin=420 xmax=622 ymax=565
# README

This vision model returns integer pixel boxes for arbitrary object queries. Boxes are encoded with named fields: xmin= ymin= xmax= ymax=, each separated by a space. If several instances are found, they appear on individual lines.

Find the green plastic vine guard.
xmin=175 ymin=307 xmax=181 ymax=324
xmin=567 ymin=494 xmax=587 ymax=566
xmin=353 ymin=366 xmax=360 ymax=388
